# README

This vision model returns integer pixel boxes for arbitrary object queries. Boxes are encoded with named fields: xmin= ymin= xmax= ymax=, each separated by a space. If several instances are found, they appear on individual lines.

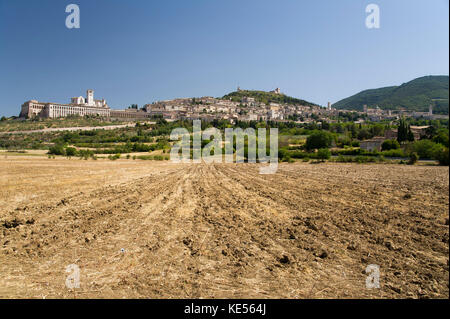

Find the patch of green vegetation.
xmin=332 ymin=155 xmax=385 ymax=164
xmin=305 ymin=131 xmax=333 ymax=150
xmin=409 ymin=139 xmax=445 ymax=159
xmin=136 ymin=155 xmax=169 ymax=161
xmin=222 ymin=90 xmax=318 ymax=107
xmin=108 ymin=153 xmax=121 ymax=160
xmin=381 ymin=139 xmax=400 ymax=151
xmin=0 ymin=115 xmax=123 ymax=132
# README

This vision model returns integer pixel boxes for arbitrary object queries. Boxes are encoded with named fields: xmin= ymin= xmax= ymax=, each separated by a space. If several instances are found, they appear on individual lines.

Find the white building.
xmin=20 ymin=90 xmax=110 ymax=119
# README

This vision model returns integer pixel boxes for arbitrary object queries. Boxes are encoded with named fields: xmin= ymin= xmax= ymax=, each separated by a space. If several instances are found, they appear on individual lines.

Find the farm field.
xmin=0 ymin=158 xmax=448 ymax=298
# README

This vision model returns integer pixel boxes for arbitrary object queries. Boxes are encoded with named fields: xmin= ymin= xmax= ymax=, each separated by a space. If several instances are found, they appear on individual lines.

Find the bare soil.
xmin=0 ymin=158 xmax=448 ymax=298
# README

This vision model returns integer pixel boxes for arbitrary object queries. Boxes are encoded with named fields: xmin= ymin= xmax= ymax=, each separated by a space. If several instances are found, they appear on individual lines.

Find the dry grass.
xmin=0 ymin=157 xmax=448 ymax=298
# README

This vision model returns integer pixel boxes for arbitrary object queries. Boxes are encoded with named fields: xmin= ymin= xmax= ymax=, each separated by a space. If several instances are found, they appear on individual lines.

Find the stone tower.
xmin=86 ymin=89 xmax=94 ymax=106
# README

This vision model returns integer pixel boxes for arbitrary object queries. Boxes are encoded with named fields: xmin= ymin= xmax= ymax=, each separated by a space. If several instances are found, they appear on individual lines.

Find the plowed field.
xmin=0 ymin=158 xmax=448 ymax=298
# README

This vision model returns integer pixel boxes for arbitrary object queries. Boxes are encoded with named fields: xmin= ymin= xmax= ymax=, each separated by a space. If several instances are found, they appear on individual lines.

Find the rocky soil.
xmin=0 ymin=158 xmax=448 ymax=298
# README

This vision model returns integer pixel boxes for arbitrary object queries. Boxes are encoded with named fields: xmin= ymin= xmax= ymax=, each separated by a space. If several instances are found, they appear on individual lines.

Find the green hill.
xmin=222 ymin=90 xmax=318 ymax=107
xmin=333 ymin=75 xmax=449 ymax=115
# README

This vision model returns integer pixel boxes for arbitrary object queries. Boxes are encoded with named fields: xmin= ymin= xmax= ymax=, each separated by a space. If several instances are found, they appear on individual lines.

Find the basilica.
xmin=20 ymin=89 xmax=110 ymax=119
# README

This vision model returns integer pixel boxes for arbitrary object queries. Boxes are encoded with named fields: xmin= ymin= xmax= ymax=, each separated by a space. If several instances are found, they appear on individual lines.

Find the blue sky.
xmin=0 ymin=0 xmax=448 ymax=116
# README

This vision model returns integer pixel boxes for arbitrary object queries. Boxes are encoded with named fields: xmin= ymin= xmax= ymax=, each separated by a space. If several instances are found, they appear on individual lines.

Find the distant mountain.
xmin=333 ymin=75 xmax=449 ymax=115
xmin=222 ymin=90 xmax=318 ymax=107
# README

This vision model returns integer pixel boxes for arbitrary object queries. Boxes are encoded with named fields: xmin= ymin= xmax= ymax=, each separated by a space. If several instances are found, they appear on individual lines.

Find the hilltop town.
xmin=18 ymin=87 xmax=448 ymax=125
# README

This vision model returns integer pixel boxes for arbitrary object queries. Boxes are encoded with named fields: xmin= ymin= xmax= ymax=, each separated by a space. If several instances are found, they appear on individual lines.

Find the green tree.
xmin=397 ymin=118 xmax=408 ymax=143
xmin=424 ymin=125 xmax=437 ymax=139
xmin=321 ymin=121 xmax=330 ymax=131
xmin=381 ymin=139 xmax=400 ymax=151
xmin=335 ymin=123 xmax=344 ymax=134
xmin=305 ymin=131 xmax=333 ymax=150
xmin=412 ymin=140 xmax=441 ymax=159
xmin=435 ymin=147 xmax=449 ymax=166
xmin=433 ymin=130 xmax=449 ymax=147
xmin=370 ymin=124 xmax=384 ymax=137
xmin=357 ymin=129 xmax=372 ymax=140
xmin=407 ymin=125 xmax=415 ymax=142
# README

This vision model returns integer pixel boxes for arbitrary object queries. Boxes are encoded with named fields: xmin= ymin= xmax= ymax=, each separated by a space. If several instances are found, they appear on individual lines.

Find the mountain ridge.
xmin=333 ymin=75 xmax=449 ymax=114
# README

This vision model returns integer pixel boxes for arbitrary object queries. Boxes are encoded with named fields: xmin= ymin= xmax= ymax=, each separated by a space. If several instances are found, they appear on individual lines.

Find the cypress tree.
xmin=407 ymin=125 xmax=415 ymax=142
xmin=397 ymin=118 xmax=407 ymax=143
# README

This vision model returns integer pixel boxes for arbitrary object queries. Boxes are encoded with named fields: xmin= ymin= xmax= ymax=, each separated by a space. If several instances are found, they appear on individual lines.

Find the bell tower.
xmin=86 ymin=89 xmax=94 ymax=106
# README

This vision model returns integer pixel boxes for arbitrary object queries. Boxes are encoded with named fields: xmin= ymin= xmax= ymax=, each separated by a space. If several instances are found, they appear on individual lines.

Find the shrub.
xmin=132 ymin=143 xmax=152 ymax=152
xmin=381 ymin=139 xmax=400 ymax=151
xmin=65 ymin=147 xmax=77 ymax=157
xmin=336 ymin=137 xmax=351 ymax=148
xmin=408 ymin=152 xmax=419 ymax=165
xmin=281 ymin=155 xmax=291 ymax=162
xmin=137 ymin=155 xmax=153 ymax=160
xmin=78 ymin=149 xmax=95 ymax=160
xmin=108 ymin=153 xmax=121 ymax=160
xmin=334 ymin=155 xmax=380 ymax=163
xmin=380 ymin=149 xmax=406 ymax=157
xmin=332 ymin=148 xmax=362 ymax=156
xmin=278 ymin=149 xmax=290 ymax=162
xmin=290 ymin=150 xmax=310 ymax=159
xmin=355 ymin=156 xmax=376 ymax=163
xmin=317 ymin=148 xmax=331 ymax=161
xmin=435 ymin=147 xmax=449 ymax=166
xmin=48 ymin=144 xmax=65 ymax=156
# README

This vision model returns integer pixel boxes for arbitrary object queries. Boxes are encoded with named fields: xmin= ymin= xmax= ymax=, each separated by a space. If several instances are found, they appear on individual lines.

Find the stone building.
xmin=20 ymin=90 xmax=110 ymax=119
xmin=270 ymin=88 xmax=281 ymax=94
xmin=110 ymin=109 xmax=153 ymax=120
xmin=360 ymin=137 xmax=386 ymax=151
